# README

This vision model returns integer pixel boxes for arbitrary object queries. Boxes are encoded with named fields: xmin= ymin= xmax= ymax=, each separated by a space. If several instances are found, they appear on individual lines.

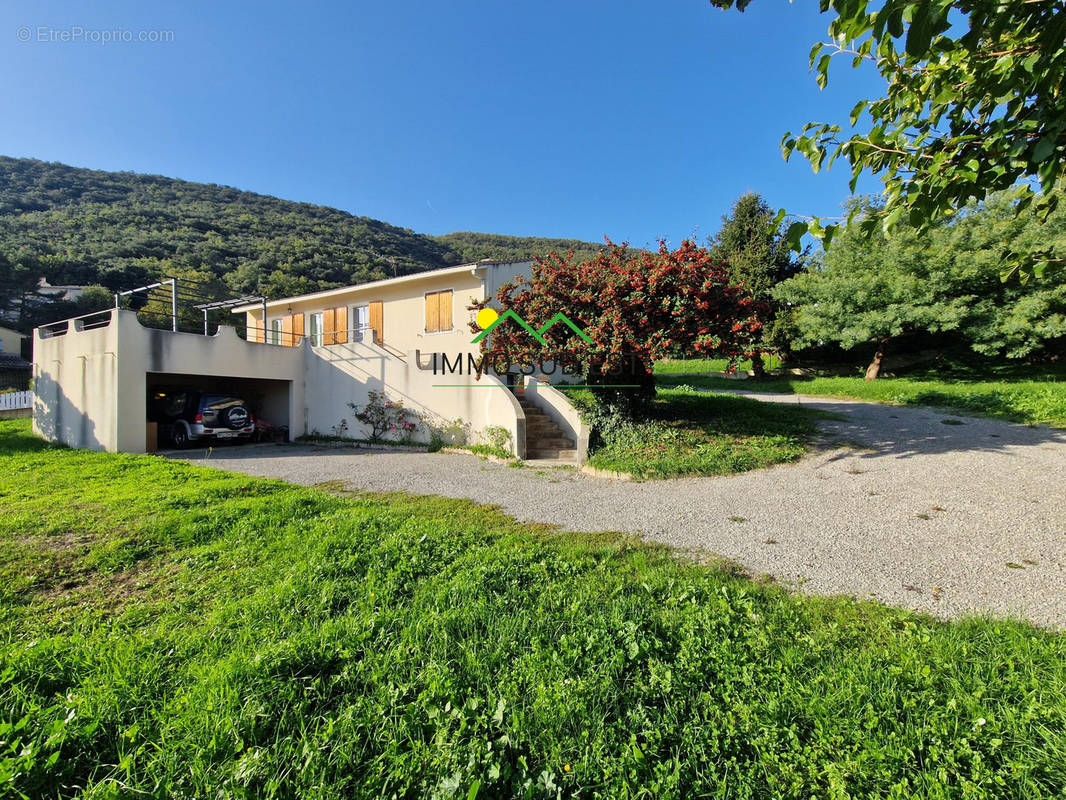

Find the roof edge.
xmin=230 ymin=261 xmax=522 ymax=314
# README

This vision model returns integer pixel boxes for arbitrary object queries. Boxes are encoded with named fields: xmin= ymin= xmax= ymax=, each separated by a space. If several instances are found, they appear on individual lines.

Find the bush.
xmin=348 ymin=391 xmax=421 ymax=442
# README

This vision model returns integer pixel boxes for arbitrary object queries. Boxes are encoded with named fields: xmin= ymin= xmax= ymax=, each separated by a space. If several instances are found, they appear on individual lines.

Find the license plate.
xmin=215 ymin=432 xmax=238 ymax=439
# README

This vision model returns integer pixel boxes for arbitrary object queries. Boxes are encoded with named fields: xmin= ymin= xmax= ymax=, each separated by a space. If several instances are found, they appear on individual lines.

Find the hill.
xmin=434 ymin=231 xmax=605 ymax=266
xmin=0 ymin=157 xmax=602 ymax=327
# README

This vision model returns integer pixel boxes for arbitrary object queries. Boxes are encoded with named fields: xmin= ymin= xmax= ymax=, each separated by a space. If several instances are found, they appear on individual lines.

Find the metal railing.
xmin=242 ymin=324 xmax=378 ymax=348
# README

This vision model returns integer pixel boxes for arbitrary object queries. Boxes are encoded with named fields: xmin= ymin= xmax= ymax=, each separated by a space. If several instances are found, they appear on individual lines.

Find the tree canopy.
xmin=710 ymin=0 xmax=1066 ymax=280
xmin=710 ymin=192 xmax=805 ymax=373
xmin=775 ymin=192 xmax=1066 ymax=377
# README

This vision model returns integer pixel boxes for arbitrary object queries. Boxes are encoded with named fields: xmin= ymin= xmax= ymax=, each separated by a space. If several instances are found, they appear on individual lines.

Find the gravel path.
xmin=171 ymin=394 xmax=1066 ymax=628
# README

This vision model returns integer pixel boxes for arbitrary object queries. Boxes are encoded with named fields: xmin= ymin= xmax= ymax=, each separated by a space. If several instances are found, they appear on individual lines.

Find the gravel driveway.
xmin=171 ymin=394 xmax=1066 ymax=628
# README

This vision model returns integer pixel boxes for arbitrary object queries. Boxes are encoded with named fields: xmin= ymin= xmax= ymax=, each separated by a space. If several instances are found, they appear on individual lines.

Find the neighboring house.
xmin=36 ymin=278 xmax=87 ymax=302
xmin=0 ymin=327 xmax=31 ymax=390
xmin=0 ymin=326 xmax=26 ymax=355
xmin=31 ymin=261 xmax=588 ymax=462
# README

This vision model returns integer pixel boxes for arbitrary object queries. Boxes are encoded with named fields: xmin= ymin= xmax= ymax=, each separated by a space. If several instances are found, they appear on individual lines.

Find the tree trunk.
xmin=865 ymin=337 xmax=890 ymax=381
xmin=750 ymin=352 xmax=766 ymax=379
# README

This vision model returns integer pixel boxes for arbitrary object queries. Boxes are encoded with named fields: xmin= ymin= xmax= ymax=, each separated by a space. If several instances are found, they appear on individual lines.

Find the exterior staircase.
xmin=517 ymin=396 xmax=578 ymax=463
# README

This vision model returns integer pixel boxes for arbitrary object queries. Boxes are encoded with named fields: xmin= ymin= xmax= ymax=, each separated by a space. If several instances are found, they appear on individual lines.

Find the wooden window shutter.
xmin=281 ymin=314 xmax=293 ymax=347
xmin=425 ymin=291 xmax=440 ymax=333
xmin=292 ymin=312 xmax=305 ymax=344
xmin=368 ymin=301 xmax=383 ymax=345
xmin=323 ymin=308 xmax=336 ymax=346
xmin=334 ymin=306 xmax=348 ymax=344
xmin=249 ymin=313 xmax=264 ymax=343
xmin=439 ymin=290 xmax=453 ymax=331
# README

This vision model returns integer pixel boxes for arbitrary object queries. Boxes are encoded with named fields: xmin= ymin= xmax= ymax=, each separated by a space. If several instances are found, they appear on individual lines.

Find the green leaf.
xmin=808 ymin=41 xmax=824 ymax=67
xmin=467 ymin=780 xmax=481 ymax=800
xmin=1032 ymin=137 xmax=1056 ymax=163
xmin=849 ymin=100 xmax=868 ymax=126
xmin=785 ymin=221 xmax=808 ymax=251
xmin=887 ymin=9 xmax=904 ymax=38
xmin=905 ymin=4 xmax=933 ymax=57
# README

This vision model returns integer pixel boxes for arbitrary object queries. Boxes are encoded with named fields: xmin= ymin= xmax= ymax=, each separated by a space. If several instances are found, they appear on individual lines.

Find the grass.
xmin=2 ymin=418 xmax=1065 ymax=798
xmin=447 ymin=443 xmax=516 ymax=460
xmin=654 ymin=357 xmax=753 ymax=374
xmin=655 ymin=368 xmax=1066 ymax=428
xmin=562 ymin=386 xmax=826 ymax=479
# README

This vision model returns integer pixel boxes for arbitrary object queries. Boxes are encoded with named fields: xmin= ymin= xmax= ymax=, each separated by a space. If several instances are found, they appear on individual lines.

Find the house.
xmin=0 ymin=326 xmax=32 ymax=390
xmin=233 ymin=259 xmax=529 ymax=356
xmin=36 ymin=278 xmax=88 ymax=302
xmin=31 ymin=261 xmax=588 ymax=462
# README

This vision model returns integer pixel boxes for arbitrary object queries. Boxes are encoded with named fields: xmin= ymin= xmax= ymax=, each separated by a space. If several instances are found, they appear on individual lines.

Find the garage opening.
xmin=146 ymin=372 xmax=292 ymax=449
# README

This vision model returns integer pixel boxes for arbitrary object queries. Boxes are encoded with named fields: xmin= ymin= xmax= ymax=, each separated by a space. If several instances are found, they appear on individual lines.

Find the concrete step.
xmin=525 ymin=419 xmax=561 ymax=431
xmin=531 ymin=436 xmax=574 ymax=449
xmin=526 ymin=448 xmax=578 ymax=461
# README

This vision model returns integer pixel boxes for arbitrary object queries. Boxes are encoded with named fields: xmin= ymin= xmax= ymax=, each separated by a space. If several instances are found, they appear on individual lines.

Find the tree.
xmin=941 ymin=194 xmax=1066 ymax=359
xmin=15 ymin=285 xmax=115 ymax=331
xmin=710 ymin=192 xmax=805 ymax=375
xmin=709 ymin=0 xmax=1066 ymax=281
xmin=474 ymin=241 xmax=761 ymax=416
xmin=774 ymin=193 xmax=1066 ymax=378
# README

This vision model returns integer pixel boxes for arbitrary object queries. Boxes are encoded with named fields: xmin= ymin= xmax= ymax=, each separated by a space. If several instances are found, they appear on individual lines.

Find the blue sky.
xmin=1 ymin=1 xmax=886 ymax=248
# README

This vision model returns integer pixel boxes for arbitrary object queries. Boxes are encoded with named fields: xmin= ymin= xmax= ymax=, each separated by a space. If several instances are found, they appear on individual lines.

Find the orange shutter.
xmin=439 ymin=290 xmax=453 ymax=331
xmin=292 ymin=313 xmax=305 ymax=345
xmin=425 ymin=291 xmax=440 ymax=333
xmin=249 ymin=313 xmax=264 ymax=343
xmin=281 ymin=314 xmax=293 ymax=347
xmin=323 ymin=308 xmax=336 ymax=346
xmin=334 ymin=306 xmax=348 ymax=344
xmin=368 ymin=301 xmax=383 ymax=345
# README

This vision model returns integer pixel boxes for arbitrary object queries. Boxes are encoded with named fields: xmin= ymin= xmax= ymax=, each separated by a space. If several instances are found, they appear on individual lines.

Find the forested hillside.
xmin=0 ymin=157 xmax=601 ymax=327
xmin=435 ymin=232 xmax=605 ymax=265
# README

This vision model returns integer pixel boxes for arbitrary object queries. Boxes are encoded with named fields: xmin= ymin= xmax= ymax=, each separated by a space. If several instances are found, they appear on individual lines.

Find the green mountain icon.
xmin=471 ymin=310 xmax=589 ymax=345
xmin=537 ymin=312 xmax=592 ymax=343
xmin=471 ymin=309 xmax=548 ymax=345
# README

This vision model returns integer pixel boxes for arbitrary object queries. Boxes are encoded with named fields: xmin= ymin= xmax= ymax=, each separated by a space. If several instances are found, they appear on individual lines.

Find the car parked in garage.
xmin=148 ymin=389 xmax=255 ymax=448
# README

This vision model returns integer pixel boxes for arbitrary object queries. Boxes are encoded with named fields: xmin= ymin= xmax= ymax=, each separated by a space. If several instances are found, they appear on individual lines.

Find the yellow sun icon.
xmin=476 ymin=308 xmax=499 ymax=330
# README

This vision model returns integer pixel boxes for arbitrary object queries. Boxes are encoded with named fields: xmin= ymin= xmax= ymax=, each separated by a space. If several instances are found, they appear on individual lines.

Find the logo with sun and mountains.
xmin=471 ymin=308 xmax=591 ymax=346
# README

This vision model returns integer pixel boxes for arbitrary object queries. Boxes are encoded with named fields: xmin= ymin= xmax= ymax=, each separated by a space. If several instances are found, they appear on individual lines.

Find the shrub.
xmin=348 ymin=391 xmax=421 ymax=442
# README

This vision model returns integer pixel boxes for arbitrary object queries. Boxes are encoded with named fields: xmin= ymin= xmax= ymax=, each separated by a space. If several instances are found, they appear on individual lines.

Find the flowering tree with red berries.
xmin=472 ymin=240 xmax=763 ymax=417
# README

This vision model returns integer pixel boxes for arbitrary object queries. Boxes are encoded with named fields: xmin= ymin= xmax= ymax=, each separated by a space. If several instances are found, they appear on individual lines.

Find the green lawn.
xmin=2 ymin=418 xmax=1064 ymax=798
xmin=655 ymin=372 xmax=1066 ymax=428
xmin=654 ymin=357 xmax=753 ymax=374
xmin=563 ymin=386 xmax=825 ymax=479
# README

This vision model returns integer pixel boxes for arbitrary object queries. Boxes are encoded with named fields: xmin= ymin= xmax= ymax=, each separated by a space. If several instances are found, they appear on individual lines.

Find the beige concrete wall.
xmin=34 ymin=315 xmax=121 ymax=451
xmin=305 ymin=341 xmax=525 ymax=457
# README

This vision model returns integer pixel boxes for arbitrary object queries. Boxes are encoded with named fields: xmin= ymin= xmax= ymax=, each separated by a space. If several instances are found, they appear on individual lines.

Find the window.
xmin=351 ymin=304 xmax=370 ymax=340
xmin=163 ymin=392 xmax=187 ymax=418
xmin=308 ymin=312 xmax=324 ymax=346
xmin=424 ymin=289 xmax=453 ymax=333
xmin=269 ymin=318 xmax=283 ymax=345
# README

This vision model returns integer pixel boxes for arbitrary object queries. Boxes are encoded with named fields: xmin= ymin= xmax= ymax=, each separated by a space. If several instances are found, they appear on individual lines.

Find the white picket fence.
xmin=0 ymin=391 xmax=32 ymax=411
